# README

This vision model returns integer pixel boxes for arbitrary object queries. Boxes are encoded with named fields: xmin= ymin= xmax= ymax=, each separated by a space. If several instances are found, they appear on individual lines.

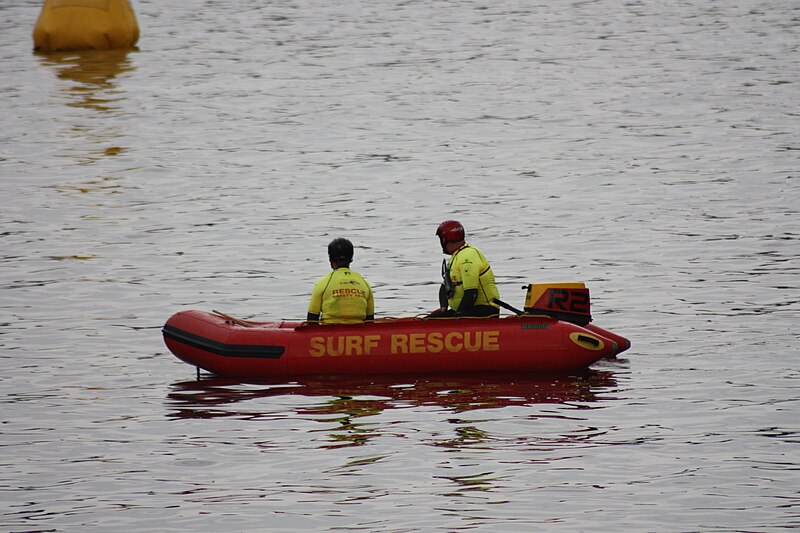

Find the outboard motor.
xmin=523 ymin=282 xmax=592 ymax=326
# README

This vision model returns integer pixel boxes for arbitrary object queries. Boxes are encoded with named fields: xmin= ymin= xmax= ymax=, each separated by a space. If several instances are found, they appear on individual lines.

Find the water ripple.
xmin=1 ymin=0 xmax=799 ymax=531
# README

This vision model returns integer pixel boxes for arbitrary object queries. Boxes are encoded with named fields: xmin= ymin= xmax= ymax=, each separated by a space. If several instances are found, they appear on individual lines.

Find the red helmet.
xmin=436 ymin=220 xmax=465 ymax=243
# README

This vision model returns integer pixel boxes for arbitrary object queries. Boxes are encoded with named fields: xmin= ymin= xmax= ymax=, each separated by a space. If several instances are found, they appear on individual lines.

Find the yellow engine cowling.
xmin=523 ymin=282 xmax=592 ymax=325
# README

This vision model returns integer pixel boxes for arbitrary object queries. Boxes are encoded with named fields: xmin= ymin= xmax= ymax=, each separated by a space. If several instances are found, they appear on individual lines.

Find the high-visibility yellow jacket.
xmin=443 ymin=244 xmax=499 ymax=311
xmin=308 ymin=268 xmax=374 ymax=324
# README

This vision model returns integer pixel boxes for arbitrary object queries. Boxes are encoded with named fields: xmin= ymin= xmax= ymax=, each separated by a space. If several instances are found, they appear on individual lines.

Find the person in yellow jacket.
xmin=307 ymin=238 xmax=374 ymax=324
xmin=429 ymin=220 xmax=500 ymax=318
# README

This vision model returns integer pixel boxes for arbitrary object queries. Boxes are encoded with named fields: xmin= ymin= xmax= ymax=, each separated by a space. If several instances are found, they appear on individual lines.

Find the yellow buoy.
xmin=33 ymin=0 xmax=139 ymax=52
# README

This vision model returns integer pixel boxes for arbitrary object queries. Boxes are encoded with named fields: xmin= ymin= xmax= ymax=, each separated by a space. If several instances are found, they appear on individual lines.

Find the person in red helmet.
xmin=307 ymin=238 xmax=374 ymax=324
xmin=430 ymin=220 xmax=500 ymax=318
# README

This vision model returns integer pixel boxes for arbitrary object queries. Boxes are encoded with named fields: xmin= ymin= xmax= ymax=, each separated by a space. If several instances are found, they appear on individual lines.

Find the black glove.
xmin=455 ymin=289 xmax=478 ymax=316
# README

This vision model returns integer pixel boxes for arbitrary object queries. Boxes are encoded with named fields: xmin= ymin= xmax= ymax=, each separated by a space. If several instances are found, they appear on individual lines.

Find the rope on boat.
xmin=212 ymin=310 xmax=255 ymax=327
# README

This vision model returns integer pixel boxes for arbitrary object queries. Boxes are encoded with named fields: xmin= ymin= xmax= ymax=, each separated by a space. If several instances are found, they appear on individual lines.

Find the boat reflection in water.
xmin=167 ymin=369 xmax=622 ymax=447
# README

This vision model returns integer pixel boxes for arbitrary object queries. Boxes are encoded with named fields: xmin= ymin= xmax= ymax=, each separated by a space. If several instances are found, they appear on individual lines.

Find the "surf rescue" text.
xmin=308 ymin=331 xmax=501 ymax=357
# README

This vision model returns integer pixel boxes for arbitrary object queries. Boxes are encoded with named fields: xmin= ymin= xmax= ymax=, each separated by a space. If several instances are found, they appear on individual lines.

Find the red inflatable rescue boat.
xmin=163 ymin=283 xmax=630 ymax=378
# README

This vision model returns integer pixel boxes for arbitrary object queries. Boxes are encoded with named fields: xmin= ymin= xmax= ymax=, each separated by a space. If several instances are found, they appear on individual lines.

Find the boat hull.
xmin=163 ymin=310 xmax=629 ymax=378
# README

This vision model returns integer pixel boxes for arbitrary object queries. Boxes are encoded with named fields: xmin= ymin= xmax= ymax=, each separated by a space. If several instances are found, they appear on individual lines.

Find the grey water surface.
xmin=1 ymin=1 xmax=798 ymax=531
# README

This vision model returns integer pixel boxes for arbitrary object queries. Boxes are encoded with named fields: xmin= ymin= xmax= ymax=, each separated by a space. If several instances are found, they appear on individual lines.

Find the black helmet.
xmin=327 ymin=238 xmax=354 ymax=263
